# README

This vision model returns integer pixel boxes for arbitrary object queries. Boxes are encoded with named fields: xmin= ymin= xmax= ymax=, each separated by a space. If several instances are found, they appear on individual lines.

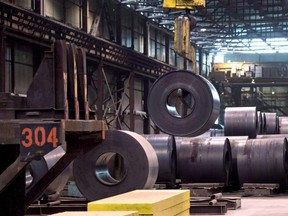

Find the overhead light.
xmin=148 ymin=14 xmax=163 ymax=19
xmin=136 ymin=6 xmax=154 ymax=12
xmin=121 ymin=0 xmax=137 ymax=4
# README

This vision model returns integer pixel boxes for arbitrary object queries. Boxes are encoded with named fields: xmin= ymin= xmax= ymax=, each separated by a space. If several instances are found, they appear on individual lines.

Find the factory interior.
xmin=1 ymin=0 xmax=288 ymax=215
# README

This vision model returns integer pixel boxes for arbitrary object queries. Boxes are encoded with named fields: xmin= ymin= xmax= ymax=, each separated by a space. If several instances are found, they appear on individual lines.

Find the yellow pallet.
xmin=50 ymin=211 xmax=139 ymax=216
xmin=88 ymin=190 xmax=190 ymax=215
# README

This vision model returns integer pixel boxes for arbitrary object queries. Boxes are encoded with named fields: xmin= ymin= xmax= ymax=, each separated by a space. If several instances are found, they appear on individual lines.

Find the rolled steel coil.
xmin=147 ymin=70 xmax=220 ymax=137
xmin=278 ymin=116 xmax=288 ymax=134
xmin=237 ymin=138 xmax=288 ymax=188
xmin=177 ymin=137 xmax=232 ymax=185
xmin=263 ymin=112 xmax=278 ymax=134
xmin=224 ymin=107 xmax=257 ymax=138
xmin=142 ymin=134 xmax=176 ymax=186
xmin=73 ymin=130 xmax=159 ymax=201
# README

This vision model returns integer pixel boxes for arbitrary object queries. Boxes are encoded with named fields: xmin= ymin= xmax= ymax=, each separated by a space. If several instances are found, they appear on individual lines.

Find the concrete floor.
xmin=192 ymin=196 xmax=288 ymax=216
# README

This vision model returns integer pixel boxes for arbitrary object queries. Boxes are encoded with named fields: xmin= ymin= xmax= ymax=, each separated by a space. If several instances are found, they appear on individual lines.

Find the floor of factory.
xmin=191 ymin=196 xmax=288 ymax=216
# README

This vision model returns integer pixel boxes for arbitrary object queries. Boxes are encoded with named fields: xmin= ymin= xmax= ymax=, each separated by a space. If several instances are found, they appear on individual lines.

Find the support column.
xmin=144 ymin=21 xmax=149 ymax=56
xmin=96 ymin=61 xmax=104 ymax=120
xmin=82 ymin=0 xmax=89 ymax=32
xmin=165 ymin=34 xmax=169 ymax=64
xmin=0 ymin=25 xmax=5 ymax=92
xmin=116 ymin=3 xmax=122 ymax=45
xmin=143 ymin=79 xmax=150 ymax=134
xmin=198 ymin=48 xmax=203 ymax=76
xmin=129 ymin=72 xmax=135 ymax=131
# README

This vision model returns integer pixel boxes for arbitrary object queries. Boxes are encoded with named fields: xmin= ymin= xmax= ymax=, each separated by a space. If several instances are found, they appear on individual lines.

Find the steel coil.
xmin=147 ymin=70 xmax=220 ymax=137
xmin=263 ymin=112 xmax=278 ymax=134
xmin=142 ymin=134 xmax=176 ymax=186
xmin=237 ymin=138 xmax=288 ymax=187
xmin=177 ymin=137 xmax=232 ymax=185
xmin=73 ymin=130 xmax=159 ymax=201
xmin=224 ymin=107 xmax=257 ymax=138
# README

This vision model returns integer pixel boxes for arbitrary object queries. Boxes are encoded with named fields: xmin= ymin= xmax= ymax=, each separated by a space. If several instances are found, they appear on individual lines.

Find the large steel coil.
xmin=177 ymin=137 xmax=232 ymax=185
xmin=224 ymin=107 xmax=257 ymax=138
xmin=237 ymin=138 xmax=288 ymax=188
xmin=278 ymin=117 xmax=288 ymax=134
xmin=73 ymin=130 xmax=159 ymax=201
xmin=142 ymin=134 xmax=176 ymax=186
xmin=263 ymin=112 xmax=278 ymax=134
xmin=147 ymin=70 xmax=220 ymax=137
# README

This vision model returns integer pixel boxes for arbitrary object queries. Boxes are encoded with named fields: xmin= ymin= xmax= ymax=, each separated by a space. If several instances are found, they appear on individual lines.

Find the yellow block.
xmin=88 ymin=190 xmax=190 ymax=215
xmin=50 ymin=211 xmax=139 ymax=216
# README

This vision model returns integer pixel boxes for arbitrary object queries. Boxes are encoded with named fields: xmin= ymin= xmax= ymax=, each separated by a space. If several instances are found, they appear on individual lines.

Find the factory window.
xmin=133 ymin=16 xmax=144 ymax=53
xmin=5 ymin=41 xmax=34 ymax=94
xmin=156 ymin=31 xmax=166 ymax=62
xmin=14 ymin=43 xmax=34 ymax=94
xmin=45 ymin=0 xmax=82 ymax=28
xmin=121 ymin=8 xmax=132 ymax=48
xmin=5 ymin=42 xmax=12 ymax=92
xmin=14 ymin=0 xmax=33 ymax=10
xmin=88 ymin=0 xmax=99 ymax=36
xmin=66 ymin=0 xmax=82 ymax=28
xmin=149 ymin=26 xmax=166 ymax=62
xmin=169 ymin=36 xmax=176 ymax=65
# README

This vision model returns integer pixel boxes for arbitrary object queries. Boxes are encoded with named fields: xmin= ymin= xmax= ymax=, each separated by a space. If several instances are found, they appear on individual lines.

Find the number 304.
xmin=21 ymin=127 xmax=58 ymax=148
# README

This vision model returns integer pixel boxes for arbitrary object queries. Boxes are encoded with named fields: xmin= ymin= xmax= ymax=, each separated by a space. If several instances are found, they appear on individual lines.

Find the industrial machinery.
xmin=0 ymin=40 xmax=105 ymax=216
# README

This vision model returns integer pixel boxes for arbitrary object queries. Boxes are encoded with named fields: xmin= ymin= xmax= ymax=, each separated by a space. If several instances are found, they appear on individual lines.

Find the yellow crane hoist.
xmin=163 ymin=0 xmax=205 ymax=9
xmin=163 ymin=0 xmax=205 ymax=67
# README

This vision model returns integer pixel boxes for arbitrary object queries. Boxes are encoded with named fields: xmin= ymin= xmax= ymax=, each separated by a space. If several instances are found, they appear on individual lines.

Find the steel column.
xmin=0 ymin=25 xmax=5 ymax=92
xmin=96 ymin=61 xmax=104 ymax=120
xmin=129 ymin=72 xmax=135 ymax=131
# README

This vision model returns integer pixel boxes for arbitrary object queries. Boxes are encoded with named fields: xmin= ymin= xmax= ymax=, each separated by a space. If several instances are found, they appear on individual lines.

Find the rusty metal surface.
xmin=76 ymin=47 xmax=89 ymax=120
xmin=67 ymin=43 xmax=80 ymax=120
xmin=0 ymin=1 xmax=175 ymax=78
xmin=26 ymin=52 xmax=54 ymax=108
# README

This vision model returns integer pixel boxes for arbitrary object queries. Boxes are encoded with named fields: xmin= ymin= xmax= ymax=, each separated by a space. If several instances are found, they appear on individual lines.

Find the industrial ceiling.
xmin=119 ymin=0 xmax=288 ymax=54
